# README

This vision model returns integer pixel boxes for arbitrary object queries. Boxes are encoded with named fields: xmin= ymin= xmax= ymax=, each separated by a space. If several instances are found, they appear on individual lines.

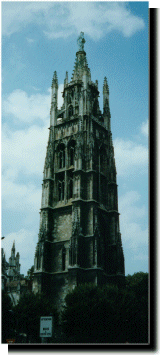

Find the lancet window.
xmin=99 ymin=146 xmax=106 ymax=174
xmin=58 ymin=143 xmax=65 ymax=169
xmin=68 ymin=105 xmax=73 ymax=118
xmin=69 ymin=237 xmax=77 ymax=266
xmin=68 ymin=140 xmax=76 ymax=166
xmin=58 ymin=179 xmax=65 ymax=201
xmin=68 ymin=176 xmax=73 ymax=199
xmin=62 ymin=247 xmax=66 ymax=271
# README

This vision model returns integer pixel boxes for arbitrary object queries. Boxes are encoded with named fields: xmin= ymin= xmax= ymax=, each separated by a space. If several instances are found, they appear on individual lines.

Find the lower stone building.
xmin=1 ymin=248 xmax=9 ymax=291
xmin=2 ymin=241 xmax=29 ymax=305
xmin=5 ymin=279 xmax=28 ymax=306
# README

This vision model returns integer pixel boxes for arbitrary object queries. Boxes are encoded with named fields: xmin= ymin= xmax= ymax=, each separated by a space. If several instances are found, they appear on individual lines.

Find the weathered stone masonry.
xmin=32 ymin=32 xmax=125 ymax=308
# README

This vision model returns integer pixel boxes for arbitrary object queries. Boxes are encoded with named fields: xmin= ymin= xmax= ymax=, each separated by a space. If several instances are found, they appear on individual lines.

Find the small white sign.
xmin=40 ymin=316 xmax=53 ymax=338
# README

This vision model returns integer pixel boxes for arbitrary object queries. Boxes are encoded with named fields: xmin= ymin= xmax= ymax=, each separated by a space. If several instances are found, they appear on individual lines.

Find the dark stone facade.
xmin=32 ymin=32 xmax=125 ymax=308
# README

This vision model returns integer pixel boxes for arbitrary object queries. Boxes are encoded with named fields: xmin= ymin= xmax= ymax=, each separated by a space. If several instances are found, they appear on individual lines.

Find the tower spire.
xmin=71 ymin=33 xmax=90 ymax=84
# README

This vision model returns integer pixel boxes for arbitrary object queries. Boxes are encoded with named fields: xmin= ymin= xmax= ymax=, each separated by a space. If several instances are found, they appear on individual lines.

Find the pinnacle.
xmin=103 ymin=77 xmax=108 ymax=85
xmin=103 ymin=76 xmax=109 ymax=93
xmin=52 ymin=71 xmax=58 ymax=87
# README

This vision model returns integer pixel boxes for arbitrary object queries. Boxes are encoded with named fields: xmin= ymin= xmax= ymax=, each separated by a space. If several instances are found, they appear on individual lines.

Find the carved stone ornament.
xmin=39 ymin=218 xmax=47 ymax=241
xmin=77 ymin=32 xmax=86 ymax=51
xmin=44 ymin=158 xmax=49 ymax=169
xmin=44 ymin=181 xmax=49 ymax=189
xmin=48 ymin=143 xmax=52 ymax=162
xmin=76 ymin=132 xmax=83 ymax=147
xmin=74 ymin=175 xmax=80 ymax=181
xmin=89 ymin=132 xmax=94 ymax=148
xmin=35 ymin=241 xmax=43 ymax=260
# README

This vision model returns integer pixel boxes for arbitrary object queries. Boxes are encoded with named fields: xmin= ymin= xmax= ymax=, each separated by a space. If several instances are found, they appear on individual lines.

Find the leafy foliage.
xmin=13 ymin=292 xmax=59 ymax=343
xmin=25 ymin=265 xmax=34 ymax=292
xmin=2 ymin=291 xmax=14 ymax=343
xmin=2 ymin=272 xmax=148 ymax=343
xmin=62 ymin=273 xmax=149 ymax=343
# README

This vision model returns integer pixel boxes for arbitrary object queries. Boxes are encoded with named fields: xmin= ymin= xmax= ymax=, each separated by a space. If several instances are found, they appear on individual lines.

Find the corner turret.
xmin=50 ymin=71 xmax=58 ymax=127
xmin=103 ymin=77 xmax=111 ymax=130
xmin=64 ymin=71 xmax=68 ymax=87
xmin=8 ymin=241 xmax=21 ymax=278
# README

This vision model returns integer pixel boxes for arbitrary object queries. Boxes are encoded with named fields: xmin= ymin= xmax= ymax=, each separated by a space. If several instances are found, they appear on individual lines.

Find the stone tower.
xmin=8 ymin=241 xmax=21 ymax=279
xmin=32 ymin=32 xmax=125 ymax=308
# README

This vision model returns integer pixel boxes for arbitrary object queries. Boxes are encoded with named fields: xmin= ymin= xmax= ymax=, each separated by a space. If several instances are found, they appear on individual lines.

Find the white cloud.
xmin=119 ymin=191 xmax=148 ymax=250
xmin=26 ymin=37 xmax=35 ymax=44
xmin=2 ymin=2 xmax=53 ymax=37
xmin=141 ymin=119 xmax=148 ymax=137
xmin=32 ymin=87 xmax=41 ymax=92
xmin=3 ymin=89 xmax=51 ymax=123
xmin=2 ymin=123 xmax=48 ymax=179
xmin=114 ymin=138 xmax=148 ymax=177
xmin=69 ymin=2 xmax=145 ymax=40
xmin=2 ymin=105 xmax=51 ymax=277
xmin=119 ymin=190 xmax=146 ymax=221
xmin=2 ymin=84 xmax=64 ymax=256
xmin=2 ymin=43 xmax=26 ymax=83
xmin=2 ymin=2 xmax=145 ymax=40
xmin=2 ymin=178 xmax=41 ymax=213
xmin=3 ymin=85 xmax=64 ymax=122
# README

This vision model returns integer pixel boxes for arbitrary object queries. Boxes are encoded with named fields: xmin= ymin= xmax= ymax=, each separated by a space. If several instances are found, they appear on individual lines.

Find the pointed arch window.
xmin=62 ymin=247 xmax=66 ymax=271
xmin=68 ymin=177 xmax=73 ymax=199
xmin=99 ymin=146 xmax=106 ymax=174
xmin=68 ymin=140 xmax=76 ymax=167
xmin=93 ymin=237 xmax=96 ymax=266
xmin=70 ymin=147 xmax=74 ymax=166
xmin=69 ymin=105 xmax=73 ymax=118
xmin=58 ymin=179 xmax=64 ymax=201
xmin=58 ymin=144 xmax=65 ymax=169
xmin=69 ymin=236 xmax=77 ymax=266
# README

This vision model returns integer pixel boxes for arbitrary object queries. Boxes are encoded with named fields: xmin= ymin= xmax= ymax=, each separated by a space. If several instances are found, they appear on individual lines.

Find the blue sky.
xmin=1 ymin=1 xmax=149 ymax=277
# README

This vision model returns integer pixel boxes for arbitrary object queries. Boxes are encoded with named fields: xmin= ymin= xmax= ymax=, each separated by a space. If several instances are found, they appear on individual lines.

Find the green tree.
xmin=61 ymin=273 xmax=149 ymax=343
xmin=25 ymin=265 xmax=34 ymax=292
xmin=14 ymin=293 xmax=59 ymax=343
xmin=125 ymin=272 xmax=148 ymax=343
xmin=62 ymin=283 xmax=129 ymax=343
xmin=2 ymin=291 xmax=14 ymax=343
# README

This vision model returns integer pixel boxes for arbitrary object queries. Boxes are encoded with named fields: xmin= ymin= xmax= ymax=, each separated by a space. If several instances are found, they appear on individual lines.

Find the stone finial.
xmin=16 ymin=252 xmax=20 ymax=260
xmin=64 ymin=71 xmax=68 ymax=86
xmin=65 ymin=71 xmax=68 ymax=82
xmin=77 ymin=32 xmax=85 ymax=51
xmin=11 ymin=240 xmax=15 ymax=254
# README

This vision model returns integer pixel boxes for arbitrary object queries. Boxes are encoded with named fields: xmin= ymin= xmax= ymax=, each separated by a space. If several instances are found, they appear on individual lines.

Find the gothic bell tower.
xmin=32 ymin=33 xmax=125 ymax=308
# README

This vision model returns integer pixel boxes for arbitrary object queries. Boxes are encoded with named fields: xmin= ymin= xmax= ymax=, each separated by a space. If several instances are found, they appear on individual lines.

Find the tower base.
xmin=32 ymin=268 xmax=125 ymax=311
